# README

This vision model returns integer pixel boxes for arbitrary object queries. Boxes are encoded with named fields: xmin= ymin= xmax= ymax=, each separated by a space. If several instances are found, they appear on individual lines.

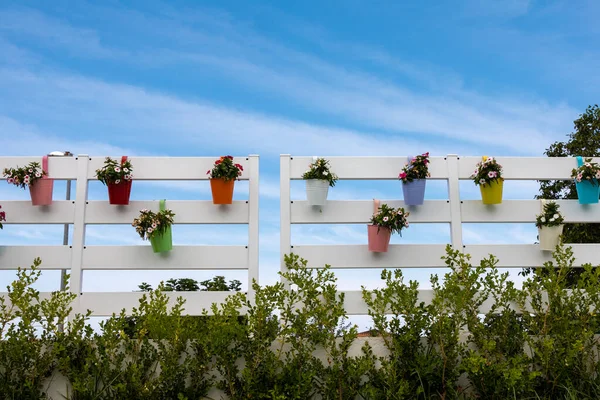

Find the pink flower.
xmin=114 ymin=166 xmax=121 ymax=173
xmin=7 ymin=178 xmax=13 ymax=184
xmin=383 ymin=216 xmax=389 ymax=222
xmin=399 ymin=172 xmax=407 ymax=179
xmin=28 ymin=169 xmax=33 ymax=173
xmin=488 ymin=171 xmax=496 ymax=178
xmin=35 ymin=172 xmax=41 ymax=178
xmin=124 ymin=175 xmax=131 ymax=180
xmin=115 ymin=179 xmax=121 ymax=184
xmin=147 ymin=227 xmax=153 ymax=233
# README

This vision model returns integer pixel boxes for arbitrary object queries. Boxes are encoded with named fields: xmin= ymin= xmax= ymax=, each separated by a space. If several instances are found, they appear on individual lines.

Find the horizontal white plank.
xmin=291 ymin=244 xmax=450 ymax=268
xmin=0 ymin=201 xmax=75 ymax=224
xmin=465 ymin=244 xmax=600 ymax=267
xmin=289 ymin=156 xmax=449 ymax=180
xmin=291 ymin=200 xmax=451 ymax=223
xmin=0 ymin=246 xmax=71 ymax=269
xmin=462 ymin=200 xmax=600 ymax=223
xmin=85 ymin=200 xmax=249 ymax=224
xmin=458 ymin=157 xmax=598 ymax=180
xmin=76 ymin=291 xmax=236 ymax=316
xmin=87 ymin=157 xmax=250 ymax=180
xmin=0 ymin=156 xmax=79 ymax=179
xmin=82 ymin=245 xmax=248 ymax=270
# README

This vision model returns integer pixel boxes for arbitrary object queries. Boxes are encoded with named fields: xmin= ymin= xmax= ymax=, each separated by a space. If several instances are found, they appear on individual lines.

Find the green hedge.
xmin=2 ymin=245 xmax=600 ymax=399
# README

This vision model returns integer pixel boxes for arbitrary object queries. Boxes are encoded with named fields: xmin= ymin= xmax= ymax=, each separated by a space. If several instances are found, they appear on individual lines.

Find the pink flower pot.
xmin=29 ymin=179 xmax=54 ymax=206
xmin=368 ymin=225 xmax=391 ymax=252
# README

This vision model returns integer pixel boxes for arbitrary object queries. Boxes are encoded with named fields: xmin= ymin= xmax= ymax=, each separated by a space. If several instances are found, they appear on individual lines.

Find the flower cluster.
xmin=302 ymin=158 xmax=338 ymax=187
xmin=132 ymin=208 xmax=175 ymax=240
xmin=535 ymin=201 xmax=565 ymax=229
xmin=0 ymin=205 xmax=5 ymax=229
xmin=207 ymin=156 xmax=243 ymax=181
xmin=571 ymin=158 xmax=600 ymax=186
xmin=370 ymin=203 xmax=410 ymax=235
xmin=399 ymin=152 xmax=431 ymax=183
xmin=471 ymin=157 xmax=503 ymax=186
xmin=95 ymin=157 xmax=134 ymax=185
xmin=3 ymin=162 xmax=47 ymax=189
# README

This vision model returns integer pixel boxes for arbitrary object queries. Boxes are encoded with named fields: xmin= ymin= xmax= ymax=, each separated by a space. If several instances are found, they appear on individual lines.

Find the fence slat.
xmin=0 ymin=246 xmax=72 ymax=270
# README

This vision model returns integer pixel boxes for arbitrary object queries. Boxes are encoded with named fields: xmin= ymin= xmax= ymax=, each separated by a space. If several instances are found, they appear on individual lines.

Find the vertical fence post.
xmin=247 ymin=154 xmax=259 ymax=305
xmin=446 ymin=154 xmax=463 ymax=250
xmin=69 ymin=155 xmax=90 ymax=316
xmin=280 ymin=154 xmax=291 ymax=289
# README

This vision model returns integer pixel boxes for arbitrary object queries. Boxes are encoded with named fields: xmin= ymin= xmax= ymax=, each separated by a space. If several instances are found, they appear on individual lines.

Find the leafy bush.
xmin=3 ymin=245 xmax=600 ymax=398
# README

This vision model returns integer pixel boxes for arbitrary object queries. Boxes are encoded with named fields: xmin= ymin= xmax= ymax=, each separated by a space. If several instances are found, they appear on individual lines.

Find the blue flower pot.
xmin=402 ymin=179 xmax=426 ymax=206
xmin=576 ymin=179 xmax=599 ymax=204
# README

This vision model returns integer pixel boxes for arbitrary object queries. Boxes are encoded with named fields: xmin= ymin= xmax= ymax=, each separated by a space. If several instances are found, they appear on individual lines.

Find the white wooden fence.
xmin=0 ymin=155 xmax=259 ymax=316
xmin=280 ymin=155 xmax=600 ymax=314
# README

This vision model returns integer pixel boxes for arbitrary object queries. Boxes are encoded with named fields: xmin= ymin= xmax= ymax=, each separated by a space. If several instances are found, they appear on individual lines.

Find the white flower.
xmin=479 ymin=179 xmax=486 ymax=185
xmin=541 ymin=217 xmax=546 ymax=223
xmin=123 ymin=168 xmax=129 ymax=173
xmin=383 ymin=216 xmax=389 ymax=222
xmin=147 ymin=227 xmax=153 ymax=233
xmin=114 ymin=166 xmax=121 ymax=173
xmin=585 ymin=163 xmax=592 ymax=168
xmin=151 ymin=223 xmax=157 ymax=228
xmin=35 ymin=172 xmax=41 ymax=178
xmin=404 ymin=221 xmax=409 ymax=227
xmin=553 ymin=214 xmax=559 ymax=219
xmin=28 ymin=169 xmax=33 ymax=173
xmin=550 ymin=217 xmax=555 ymax=222
xmin=115 ymin=179 xmax=121 ymax=184
xmin=124 ymin=175 xmax=131 ymax=180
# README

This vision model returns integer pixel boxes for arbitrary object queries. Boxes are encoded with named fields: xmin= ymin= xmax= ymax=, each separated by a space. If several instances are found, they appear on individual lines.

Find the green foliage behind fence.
xmin=2 ymin=245 xmax=600 ymax=399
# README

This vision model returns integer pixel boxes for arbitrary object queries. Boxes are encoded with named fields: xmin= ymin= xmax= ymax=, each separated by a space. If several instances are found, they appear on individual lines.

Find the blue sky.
xmin=0 ymin=0 xmax=598 ymax=323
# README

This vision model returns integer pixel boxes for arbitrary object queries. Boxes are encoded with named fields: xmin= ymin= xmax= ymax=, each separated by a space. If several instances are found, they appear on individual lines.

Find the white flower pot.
xmin=538 ymin=225 xmax=564 ymax=251
xmin=306 ymin=179 xmax=329 ymax=206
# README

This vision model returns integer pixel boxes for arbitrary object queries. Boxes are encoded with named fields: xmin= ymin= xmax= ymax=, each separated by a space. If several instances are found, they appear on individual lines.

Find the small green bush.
xmin=2 ymin=244 xmax=600 ymax=399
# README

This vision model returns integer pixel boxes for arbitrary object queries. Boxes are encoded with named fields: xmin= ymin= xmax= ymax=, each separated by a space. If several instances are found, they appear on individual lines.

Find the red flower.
xmin=206 ymin=170 xmax=210 ymax=175
xmin=226 ymin=155 xmax=233 ymax=160
xmin=235 ymin=163 xmax=243 ymax=171
xmin=215 ymin=160 xmax=222 ymax=165
xmin=399 ymin=172 xmax=407 ymax=179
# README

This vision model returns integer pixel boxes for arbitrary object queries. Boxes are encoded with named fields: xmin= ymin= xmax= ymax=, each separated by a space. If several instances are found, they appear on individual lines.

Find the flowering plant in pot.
xmin=368 ymin=201 xmax=410 ymax=253
xmin=399 ymin=152 xmax=430 ymax=206
xmin=535 ymin=201 xmax=565 ymax=251
xmin=95 ymin=156 xmax=134 ymax=205
xmin=132 ymin=200 xmax=175 ymax=253
xmin=571 ymin=156 xmax=600 ymax=204
xmin=3 ymin=159 xmax=53 ymax=206
xmin=470 ymin=156 xmax=504 ymax=204
xmin=0 ymin=205 xmax=5 ymax=229
xmin=207 ymin=156 xmax=243 ymax=204
xmin=302 ymin=158 xmax=338 ymax=206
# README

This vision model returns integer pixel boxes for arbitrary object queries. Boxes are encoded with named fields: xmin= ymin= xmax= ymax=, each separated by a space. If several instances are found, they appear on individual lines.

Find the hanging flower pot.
xmin=132 ymin=200 xmax=175 ymax=254
xmin=207 ymin=156 xmax=243 ymax=205
xmin=305 ymin=179 xmax=330 ymax=206
xmin=210 ymin=178 xmax=235 ymax=204
xmin=3 ymin=156 xmax=53 ymax=206
xmin=367 ymin=225 xmax=391 ymax=252
xmin=0 ymin=205 xmax=6 ymax=229
xmin=302 ymin=158 xmax=338 ymax=206
xmin=536 ymin=200 xmax=565 ymax=251
xmin=30 ymin=179 xmax=54 ymax=206
xmin=399 ymin=153 xmax=430 ymax=206
xmin=480 ymin=179 xmax=504 ymax=205
xmin=96 ymin=156 xmax=134 ymax=205
xmin=572 ymin=156 xmax=600 ymax=204
xmin=368 ymin=199 xmax=410 ymax=253
xmin=471 ymin=156 xmax=504 ymax=205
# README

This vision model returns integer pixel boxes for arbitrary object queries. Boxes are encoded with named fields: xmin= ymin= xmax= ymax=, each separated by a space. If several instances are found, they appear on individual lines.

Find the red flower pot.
xmin=107 ymin=180 xmax=132 ymax=205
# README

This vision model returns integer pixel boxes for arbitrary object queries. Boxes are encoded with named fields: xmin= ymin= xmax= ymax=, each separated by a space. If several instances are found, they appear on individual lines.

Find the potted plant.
xmin=0 ymin=205 xmax=5 ymax=229
xmin=132 ymin=200 xmax=175 ymax=253
xmin=368 ymin=200 xmax=410 ymax=253
xmin=399 ymin=152 xmax=430 ymax=206
xmin=3 ymin=157 xmax=52 ymax=206
xmin=571 ymin=156 xmax=600 ymax=204
xmin=206 ymin=156 xmax=244 ymax=204
xmin=96 ymin=156 xmax=134 ymax=205
xmin=471 ymin=156 xmax=503 ymax=205
xmin=536 ymin=201 xmax=565 ymax=251
xmin=302 ymin=157 xmax=338 ymax=206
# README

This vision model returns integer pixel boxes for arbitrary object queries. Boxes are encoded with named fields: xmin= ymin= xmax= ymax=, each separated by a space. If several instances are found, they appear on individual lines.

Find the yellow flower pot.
xmin=480 ymin=179 xmax=503 ymax=205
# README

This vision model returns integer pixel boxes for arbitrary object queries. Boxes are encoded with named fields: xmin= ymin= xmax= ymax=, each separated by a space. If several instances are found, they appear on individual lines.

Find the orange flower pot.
xmin=210 ymin=178 xmax=235 ymax=204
